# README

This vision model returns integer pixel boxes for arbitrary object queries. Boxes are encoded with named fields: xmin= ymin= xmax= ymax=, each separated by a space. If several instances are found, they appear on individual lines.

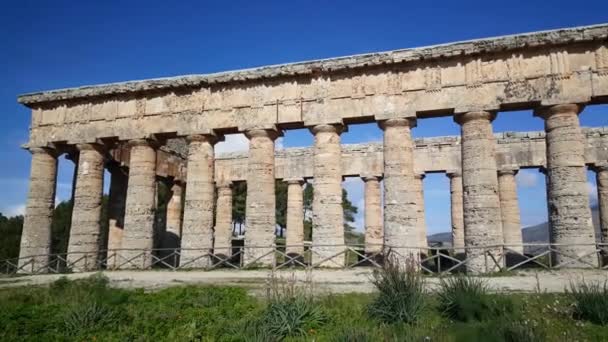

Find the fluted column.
xmin=286 ymin=178 xmax=305 ymax=256
xmin=498 ymin=167 xmax=523 ymax=254
xmin=106 ymin=163 xmax=127 ymax=268
xmin=447 ymin=171 xmax=465 ymax=253
xmin=534 ymin=104 xmax=596 ymax=267
xmin=455 ymin=111 xmax=503 ymax=273
xmin=214 ymin=182 xmax=233 ymax=257
xmin=362 ymin=175 xmax=383 ymax=254
xmin=414 ymin=173 xmax=427 ymax=249
xmin=122 ymin=139 xmax=157 ymax=269
xmin=166 ymin=182 xmax=183 ymax=239
xmin=67 ymin=143 xmax=105 ymax=271
xmin=18 ymin=147 xmax=58 ymax=273
xmin=311 ymin=124 xmax=345 ymax=267
xmin=595 ymin=163 xmax=608 ymax=243
xmin=244 ymin=129 xmax=279 ymax=266
xmin=181 ymin=134 xmax=217 ymax=268
xmin=379 ymin=118 xmax=418 ymax=265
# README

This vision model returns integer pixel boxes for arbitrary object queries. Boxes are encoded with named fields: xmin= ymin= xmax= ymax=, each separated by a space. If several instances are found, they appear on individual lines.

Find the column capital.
xmin=28 ymin=146 xmax=58 ymax=157
xmin=186 ymin=133 xmax=221 ymax=145
xmin=244 ymin=128 xmax=282 ymax=140
xmin=414 ymin=172 xmax=426 ymax=180
xmin=533 ymin=103 xmax=584 ymax=119
xmin=361 ymin=174 xmax=382 ymax=182
xmin=285 ymin=177 xmax=305 ymax=185
xmin=498 ymin=166 xmax=519 ymax=176
xmin=216 ymin=181 xmax=232 ymax=189
xmin=538 ymin=166 xmax=548 ymax=175
xmin=127 ymin=138 xmax=160 ymax=149
xmin=454 ymin=111 xmax=496 ymax=125
xmin=309 ymin=123 xmax=345 ymax=135
xmin=76 ymin=143 xmax=106 ymax=153
xmin=446 ymin=169 xmax=462 ymax=178
xmin=378 ymin=117 xmax=416 ymax=130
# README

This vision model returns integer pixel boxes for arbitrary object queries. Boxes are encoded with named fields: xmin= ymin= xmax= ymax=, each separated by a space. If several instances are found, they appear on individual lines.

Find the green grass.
xmin=1 ymin=274 xmax=608 ymax=341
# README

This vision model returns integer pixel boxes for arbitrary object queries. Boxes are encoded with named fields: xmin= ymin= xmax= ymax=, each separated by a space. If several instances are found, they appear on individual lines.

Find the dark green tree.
xmin=51 ymin=200 xmax=73 ymax=255
xmin=0 ymin=213 xmax=24 ymax=261
xmin=232 ymin=181 xmax=247 ymax=235
xmin=275 ymin=180 xmax=288 ymax=237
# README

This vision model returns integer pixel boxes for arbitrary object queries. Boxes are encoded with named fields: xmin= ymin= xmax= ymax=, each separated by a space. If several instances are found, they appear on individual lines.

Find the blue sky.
xmin=1 ymin=1 xmax=606 ymax=235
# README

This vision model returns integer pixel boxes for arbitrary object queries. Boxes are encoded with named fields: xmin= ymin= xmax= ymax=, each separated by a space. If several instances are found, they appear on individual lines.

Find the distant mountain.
xmin=427 ymin=206 xmax=600 ymax=245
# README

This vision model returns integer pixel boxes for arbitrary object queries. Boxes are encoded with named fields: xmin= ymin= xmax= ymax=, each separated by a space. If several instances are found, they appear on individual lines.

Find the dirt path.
xmin=1 ymin=269 xmax=607 ymax=294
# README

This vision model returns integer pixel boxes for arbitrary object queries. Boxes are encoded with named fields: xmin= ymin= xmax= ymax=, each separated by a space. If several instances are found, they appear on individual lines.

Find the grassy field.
xmin=1 ymin=272 xmax=608 ymax=341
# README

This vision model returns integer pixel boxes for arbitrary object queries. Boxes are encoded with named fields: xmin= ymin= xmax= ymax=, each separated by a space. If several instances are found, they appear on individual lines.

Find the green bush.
xmin=63 ymin=302 xmax=119 ymax=335
xmin=258 ymin=296 xmax=326 ymax=339
xmin=367 ymin=260 xmax=425 ymax=324
xmin=568 ymin=280 xmax=608 ymax=325
xmin=249 ymin=273 xmax=327 ymax=340
xmin=438 ymin=275 xmax=514 ymax=322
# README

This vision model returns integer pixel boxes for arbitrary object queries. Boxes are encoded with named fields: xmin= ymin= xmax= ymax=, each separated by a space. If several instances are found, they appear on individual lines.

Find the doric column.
xmin=181 ymin=134 xmax=217 ymax=268
xmin=379 ymin=118 xmax=418 ymax=265
xmin=447 ymin=171 xmax=464 ymax=253
xmin=497 ymin=167 xmax=523 ymax=254
xmin=106 ymin=163 xmax=127 ymax=268
xmin=594 ymin=163 xmax=608 ymax=243
xmin=244 ymin=129 xmax=279 ymax=266
xmin=285 ymin=178 xmax=305 ymax=256
xmin=165 ymin=181 xmax=183 ymax=240
xmin=454 ymin=111 xmax=503 ymax=273
xmin=534 ymin=104 xmax=596 ymax=267
xmin=362 ymin=175 xmax=383 ymax=254
xmin=414 ymin=173 xmax=427 ymax=249
xmin=121 ymin=139 xmax=157 ymax=269
xmin=311 ymin=124 xmax=345 ymax=267
xmin=214 ymin=182 xmax=233 ymax=257
xmin=67 ymin=143 xmax=105 ymax=271
xmin=18 ymin=147 xmax=58 ymax=273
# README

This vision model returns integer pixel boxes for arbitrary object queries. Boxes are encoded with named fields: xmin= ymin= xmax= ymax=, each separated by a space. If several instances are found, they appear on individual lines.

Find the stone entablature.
xmin=18 ymin=25 xmax=608 ymax=148
xmin=208 ymin=127 xmax=608 ymax=182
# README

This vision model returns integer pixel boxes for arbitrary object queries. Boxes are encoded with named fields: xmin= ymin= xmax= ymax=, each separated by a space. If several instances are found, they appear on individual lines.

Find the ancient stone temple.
xmin=16 ymin=24 xmax=608 ymax=273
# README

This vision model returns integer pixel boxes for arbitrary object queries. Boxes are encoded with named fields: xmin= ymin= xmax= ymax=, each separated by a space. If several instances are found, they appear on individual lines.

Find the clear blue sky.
xmin=1 ymin=1 xmax=606 ymax=234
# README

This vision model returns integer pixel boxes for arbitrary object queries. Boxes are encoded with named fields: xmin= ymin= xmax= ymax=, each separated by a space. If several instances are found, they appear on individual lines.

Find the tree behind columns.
xmin=301 ymin=184 xmax=359 ymax=243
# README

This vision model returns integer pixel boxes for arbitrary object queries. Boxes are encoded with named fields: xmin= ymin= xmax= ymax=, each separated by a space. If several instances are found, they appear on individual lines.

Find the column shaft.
xmin=363 ymin=176 xmax=383 ymax=254
xmin=380 ymin=118 xmax=418 ymax=264
xmin=498 ymin=169 xmax=523 ymax=254
xmin=165 ymin=182 xmax=183 ymax=240
xmin=448 ymin=171 xmax=465 ymax=253
xmin=597 ymin=165 xmax=608 ymax=243
xmin=286 ymin=179 xmax=305 ymax=256
xmin=455 ymin=111 xmax=503 ymax=273
xmin=214 ymin=183 xmax=233 ymax=257
xmin=244 ymin=129 xmax=278 ymax=266
xmin=311 ymin=124 xmax=345 ymax=267
xmin=122 ymin=140 xmax=157 ymax=269
xmin=181 ymin=135 xmax=216 ymax=268
xmin=107 ymin=164 xmax=127 ymax=268
xmin=67 ymin=144 xmax=105 ymax=271
xmin=535 ymin=104 xmax=596 ymax=267
xmin=414 ymin=174 xmax=427 ymax=249
xmin=18 ymin=148 xmax=57 ymax=272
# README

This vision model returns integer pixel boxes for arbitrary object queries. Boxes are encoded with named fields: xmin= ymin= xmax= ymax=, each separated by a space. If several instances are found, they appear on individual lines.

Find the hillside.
xmin=428 ymin=206 xmax=601 ymax=245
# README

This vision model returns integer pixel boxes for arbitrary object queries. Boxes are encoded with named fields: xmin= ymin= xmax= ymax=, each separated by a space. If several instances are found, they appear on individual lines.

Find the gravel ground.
xmin=1 ymin=268 xmax=607 ymax=295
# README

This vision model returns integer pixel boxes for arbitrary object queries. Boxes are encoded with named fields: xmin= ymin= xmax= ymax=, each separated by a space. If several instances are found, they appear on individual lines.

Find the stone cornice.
xmin=18 ymin=24 xmax=608 ymax=106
